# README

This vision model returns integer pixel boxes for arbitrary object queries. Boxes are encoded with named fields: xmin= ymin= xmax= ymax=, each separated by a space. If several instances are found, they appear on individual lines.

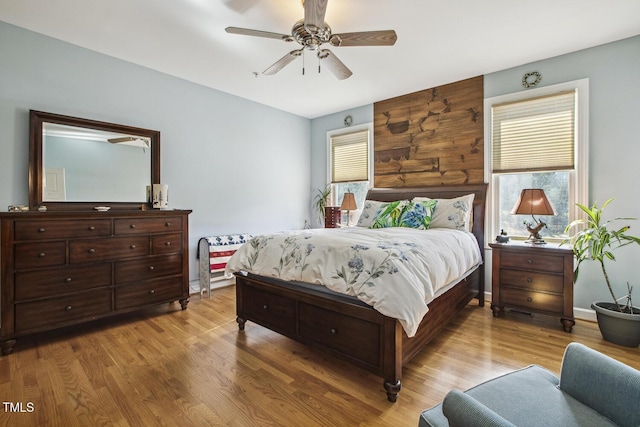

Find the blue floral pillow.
xmin=370 ymin=200 xmax=437 ymax=230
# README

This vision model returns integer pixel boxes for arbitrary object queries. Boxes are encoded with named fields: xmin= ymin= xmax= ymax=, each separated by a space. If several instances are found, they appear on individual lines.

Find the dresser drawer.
xmin=114 ymin=217 xmax=182 ymax=235
xmin=500 ymin=251 xmax=564 ymax=273
xmin=500 ymin=269 xmax=564 ymax=294
xmin=114 ymin=254 xmax=182 ymax=284
xmin=14 ymin=219 xmax=111 ymax=240
xmin=15 ymin=242 xmax=66 ymax=269
xmin=151 ymin=233 xmax=183 ymax=255
xmin=242 ymin=285 xmax=296 ymax=334
xmin=15 ymin=263 xmax=112 ymax=300
xmin=115 ymin=277 xmax=183 ymax=310
xmin=15 ymin=288 xmax=112 ymax=332
xmin=70 ymin=236 xmax=149 ymax=263
xmin=299 ymin=302 xmax=380 ymax=367
xmin=500 ymin=287 xmax=563 ymax=314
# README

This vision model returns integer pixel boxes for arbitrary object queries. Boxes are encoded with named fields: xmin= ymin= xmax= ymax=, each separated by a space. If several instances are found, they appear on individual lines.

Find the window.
xmin=327 ymin=123 xmax=373 ymax=224
xmin=485 ymin=79 xmax=589 ymax=242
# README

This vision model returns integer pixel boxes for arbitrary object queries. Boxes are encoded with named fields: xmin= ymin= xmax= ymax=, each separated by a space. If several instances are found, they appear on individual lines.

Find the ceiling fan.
xmin=225 ymin=0 xmax=397 ymax=80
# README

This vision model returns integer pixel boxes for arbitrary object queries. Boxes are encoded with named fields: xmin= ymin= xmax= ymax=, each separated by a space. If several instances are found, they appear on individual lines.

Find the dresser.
xmin=0 ymin=209 xmax=191 ymax=355
xmin=489 ymin=242 xmax=575 ymax=332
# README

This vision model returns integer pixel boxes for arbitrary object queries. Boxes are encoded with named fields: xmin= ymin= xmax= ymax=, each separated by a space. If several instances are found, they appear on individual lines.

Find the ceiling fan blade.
xmin=303 ymin=0 xmax=328 ymax=30
xmin=225 ymin=27 xmax=293 ymax=42
xmin=330 ymin=30 xmax=398 ymax=47
xmin=263 ymin=49 xmax=303 ymax=75
xmin=317 ymin=49 xmax=352 ymax=80
xmin=108 ymin=137 xmax=135 ymax=143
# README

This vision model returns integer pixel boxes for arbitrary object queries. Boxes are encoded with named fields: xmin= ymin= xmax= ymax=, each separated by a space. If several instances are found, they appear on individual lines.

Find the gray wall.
xmin=310 ymin=35 xmax=640 ymax=315
xmin=0 ymin=21 xmax=311 ymax=281
xmin=485 ymin=35 xmax=640 ymax=313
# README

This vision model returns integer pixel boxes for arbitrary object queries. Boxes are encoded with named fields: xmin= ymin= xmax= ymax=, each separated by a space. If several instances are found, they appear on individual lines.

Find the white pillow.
xmin=356 ymin=200 xmax=386 ymax=228
xmin=413 ymin=194 xmax=475 ymax=231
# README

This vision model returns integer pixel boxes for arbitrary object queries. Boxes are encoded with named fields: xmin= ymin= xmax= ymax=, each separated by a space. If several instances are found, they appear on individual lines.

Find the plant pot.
xmin=591 ymin=302 xmax=640 ymax=347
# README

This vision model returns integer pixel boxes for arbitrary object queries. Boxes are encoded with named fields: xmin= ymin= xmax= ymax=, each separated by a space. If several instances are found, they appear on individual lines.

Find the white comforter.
xmin=225 ymin=227 xmax=482 ymax=337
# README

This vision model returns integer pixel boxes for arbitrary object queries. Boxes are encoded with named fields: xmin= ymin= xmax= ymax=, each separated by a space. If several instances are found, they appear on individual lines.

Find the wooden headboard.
xmin=365 ymin=183 xmax=488 ymax=257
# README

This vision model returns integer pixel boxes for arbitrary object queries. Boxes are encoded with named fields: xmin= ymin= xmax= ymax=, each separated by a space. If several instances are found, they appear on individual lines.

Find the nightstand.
xmin=324 ymin=206 xmax=341 ymax=228
xmin=489 ymin=242 xmax=575 ymax=332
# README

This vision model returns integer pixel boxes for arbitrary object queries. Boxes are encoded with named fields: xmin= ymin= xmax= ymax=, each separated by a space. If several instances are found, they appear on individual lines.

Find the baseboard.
xmin=189 ymin=278 xmax=235 ymax=296
xmin=483 ymin=291 xmax=597 ymax=323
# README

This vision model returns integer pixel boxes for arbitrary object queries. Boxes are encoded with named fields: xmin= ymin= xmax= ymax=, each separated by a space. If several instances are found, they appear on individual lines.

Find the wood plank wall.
xmin=373 ymin=76 xmax=484 ymax=187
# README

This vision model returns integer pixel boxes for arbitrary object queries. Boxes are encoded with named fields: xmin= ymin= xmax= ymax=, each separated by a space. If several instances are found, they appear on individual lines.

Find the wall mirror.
xmin=29 ymin=110 xmax=160 ymax=210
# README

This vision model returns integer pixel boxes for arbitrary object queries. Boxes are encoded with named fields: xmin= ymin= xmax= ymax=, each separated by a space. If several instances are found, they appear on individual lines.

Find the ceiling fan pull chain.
xmin=302 ymin=49 xmax=305 ymax=75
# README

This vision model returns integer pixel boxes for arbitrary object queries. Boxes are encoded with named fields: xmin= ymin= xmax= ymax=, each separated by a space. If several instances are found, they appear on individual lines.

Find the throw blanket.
xmin=225 ymin=227 xmax=482 ymax=337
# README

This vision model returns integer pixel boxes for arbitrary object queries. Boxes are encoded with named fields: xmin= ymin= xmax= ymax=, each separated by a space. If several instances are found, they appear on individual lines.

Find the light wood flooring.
xmin=1 ymin=285 xmax=638 ymax=426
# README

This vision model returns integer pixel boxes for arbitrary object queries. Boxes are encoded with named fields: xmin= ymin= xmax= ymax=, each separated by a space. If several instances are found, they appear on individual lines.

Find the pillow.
xmin=356 ymin=200 xmax=386 ymax=228
xmin=370 ymin=199 xmax=437 ymax=230
xmin=413 ymin=194 xmax=475 ymax=231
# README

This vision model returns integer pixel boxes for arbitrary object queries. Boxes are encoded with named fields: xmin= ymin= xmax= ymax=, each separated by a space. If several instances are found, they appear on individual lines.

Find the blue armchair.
xmin=419 ymin=342 xmax=640 ymax=427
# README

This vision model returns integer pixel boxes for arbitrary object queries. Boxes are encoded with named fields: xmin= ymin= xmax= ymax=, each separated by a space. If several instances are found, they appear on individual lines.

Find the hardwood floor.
xmin=1 ymin=285 xmax=638 ymax=426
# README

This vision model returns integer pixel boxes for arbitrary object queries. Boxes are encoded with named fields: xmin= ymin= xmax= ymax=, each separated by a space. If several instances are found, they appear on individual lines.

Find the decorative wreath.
xmin=522 ymin=71 xmax=542 ymax=88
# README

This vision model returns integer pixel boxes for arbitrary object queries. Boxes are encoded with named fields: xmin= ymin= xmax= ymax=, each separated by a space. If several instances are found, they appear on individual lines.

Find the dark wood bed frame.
xmin=235 ymin=184 xmax=487 ymax=402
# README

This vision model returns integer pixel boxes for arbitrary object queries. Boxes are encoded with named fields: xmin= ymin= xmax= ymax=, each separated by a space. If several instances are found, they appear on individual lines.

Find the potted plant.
xmin=313 ymin=185 xmax=332 ymax=227
xmin=562 ymin=198 xmax=640 ymax=347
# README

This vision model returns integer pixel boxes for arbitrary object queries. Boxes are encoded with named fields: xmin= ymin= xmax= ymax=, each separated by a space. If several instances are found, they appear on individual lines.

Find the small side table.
xmin=324 ymin=206 xmax=341 ymax=228
xmin=489 ymin=242 xmax=575 ymax=332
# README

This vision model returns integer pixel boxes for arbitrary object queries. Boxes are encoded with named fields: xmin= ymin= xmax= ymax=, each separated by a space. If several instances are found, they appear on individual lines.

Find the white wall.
xmin=310 ymin=35 xmax=640 ymax=314
xmin=0 ymin=21 xmax=311 ymax=281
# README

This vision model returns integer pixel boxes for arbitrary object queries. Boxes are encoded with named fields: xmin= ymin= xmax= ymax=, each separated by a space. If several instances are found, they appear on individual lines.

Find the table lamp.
xmin=340 ymin=193 xmax=357 ymax=226
xmin=511 ymin=188 xmax=556 ymax=244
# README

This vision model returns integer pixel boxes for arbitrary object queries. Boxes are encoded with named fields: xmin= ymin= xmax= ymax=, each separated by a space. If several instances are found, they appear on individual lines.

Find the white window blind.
xmin=330 ymin=129 xmax=369 ymax=183
xmin=492 ymin=90 xmax=576 ymax=173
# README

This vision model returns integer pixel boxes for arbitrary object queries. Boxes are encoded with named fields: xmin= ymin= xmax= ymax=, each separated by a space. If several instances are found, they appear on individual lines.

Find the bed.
xmin=228 ymin=184 xmax=487 ymax=402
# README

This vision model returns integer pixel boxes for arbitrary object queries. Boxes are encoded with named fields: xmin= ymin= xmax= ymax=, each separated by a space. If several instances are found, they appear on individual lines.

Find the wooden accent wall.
xmin=373 ymin=76 xmax=484 ymax=187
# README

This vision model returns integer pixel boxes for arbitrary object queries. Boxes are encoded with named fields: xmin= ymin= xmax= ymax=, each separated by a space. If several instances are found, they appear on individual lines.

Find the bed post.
xmin=382 ymin=319 xmax=403 ymax=402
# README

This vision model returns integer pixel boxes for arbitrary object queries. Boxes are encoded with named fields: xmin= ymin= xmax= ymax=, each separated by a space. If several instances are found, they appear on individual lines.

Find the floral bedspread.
xmin=225 ymin=227 xmax=482 ymax=337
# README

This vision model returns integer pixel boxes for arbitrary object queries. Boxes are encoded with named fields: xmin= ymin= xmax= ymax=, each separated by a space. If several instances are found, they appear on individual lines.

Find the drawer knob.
xmin=149 ymin=289 xmax=155 ymax=295
xmin=130 ymin=244 xmax=136 ymax=249
xmin=527 ymin=277 xmax=532 ymax=283
xmin=38 ymin=252 xmax=46 ymax=258
xmin=149 ymin=266 xmax=155 ymax=271
xmin=38 ymin=227 xmax=45 ymax=233
xmin=165 ymin=222 xmax=171 ymax=227
xmin=65 ymin=277 xmax=72 ymax=283
xmin=88 ymin=248 xmax=96 ymax=254
xmin=88 ymin=226 xmax=95 ymax=231
xmin=130 ymin=224 xmax=136 ymax=229
xmin=527 ymin=297 xmax=533 ymax=303
xmin=330 ymin=328 xmax=337 ymax=335
xmin=263 ymin=304 xmax=268 ymax=310
xmin=165 ymin=241 xmax=171 ymax=246
xmin=527 ymin=259 xmax=533 ymax=264
xmin=65 ymin=305 xmax=72 ymax=311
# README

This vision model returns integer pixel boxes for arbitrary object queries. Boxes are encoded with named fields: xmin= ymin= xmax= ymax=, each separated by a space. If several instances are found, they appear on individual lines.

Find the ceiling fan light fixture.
xmin=225 ymin=0 xmax=396 ymax=79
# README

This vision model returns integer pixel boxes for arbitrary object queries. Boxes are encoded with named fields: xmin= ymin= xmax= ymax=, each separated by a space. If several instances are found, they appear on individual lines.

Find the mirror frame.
xmin=29 ymin=110 xmax=160 ymax=211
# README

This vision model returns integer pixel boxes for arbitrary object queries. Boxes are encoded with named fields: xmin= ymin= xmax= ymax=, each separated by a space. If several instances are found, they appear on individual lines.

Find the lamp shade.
xmin=340 ymin=193 xmax=357 ymax=211
xmin=511 ymin=189 xmax=556 ymax=216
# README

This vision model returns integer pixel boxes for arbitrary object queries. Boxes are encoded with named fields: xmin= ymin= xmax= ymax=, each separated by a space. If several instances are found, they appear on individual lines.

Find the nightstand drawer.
xmin=500 ymin=269 xmax=564 ymax=294
xmin=501 ymin=287 xmax=563 ymax=314
xmin=500 ymin=251 xmax=564 ymax=273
